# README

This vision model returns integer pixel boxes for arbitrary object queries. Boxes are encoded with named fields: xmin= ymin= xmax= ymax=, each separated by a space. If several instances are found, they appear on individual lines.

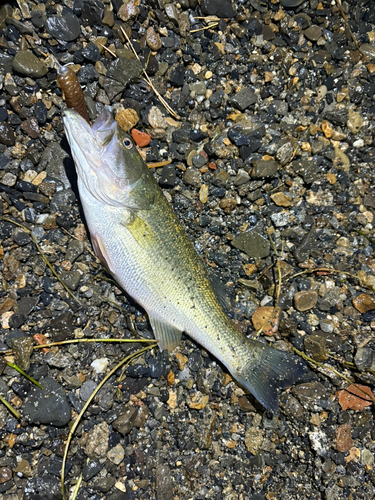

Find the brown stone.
xmin=353 ymin=293 xmax=375 ymax=313
xmin=294 ymin=291 xmax=318 ymax=311
xmin=336 ymin=423 xmax=353 ymax=452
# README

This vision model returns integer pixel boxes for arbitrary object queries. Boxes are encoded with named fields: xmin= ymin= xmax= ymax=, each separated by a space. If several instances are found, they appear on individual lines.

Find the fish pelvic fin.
xmin=149 ymin=314 xmax=182 ymax=352
xmin=233 ymin=340 xmax=307 ymax=413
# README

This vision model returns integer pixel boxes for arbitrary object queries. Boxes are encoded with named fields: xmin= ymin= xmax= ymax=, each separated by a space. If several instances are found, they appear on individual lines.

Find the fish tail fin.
xmin=233 ymin=339 xmax=306 ymax=413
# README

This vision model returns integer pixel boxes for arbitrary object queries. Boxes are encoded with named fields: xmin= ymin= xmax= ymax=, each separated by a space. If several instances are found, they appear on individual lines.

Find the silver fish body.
xmin=63 ymin=109 xmax=305 ymax=412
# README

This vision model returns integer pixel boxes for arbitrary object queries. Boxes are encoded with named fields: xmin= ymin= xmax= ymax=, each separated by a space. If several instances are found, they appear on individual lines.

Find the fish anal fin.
xmin=91 ymin=233 xmax=114 ymax=274
xmin=149 ymin=315 xmax=182 ymax=352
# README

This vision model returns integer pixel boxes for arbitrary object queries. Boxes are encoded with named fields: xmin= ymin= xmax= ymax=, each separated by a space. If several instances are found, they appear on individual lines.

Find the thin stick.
xmin=0 ymin=394 xmax=20 ymax=419
xmin=61 ymin=344 xmax=155 ymax=500
xmin=120 ymin=27 xmax=180 ymax=120
xmin=334 ymin=0 xmax=359 ymax=48
xmin=6 ymin=362 xmax=43 ymax=389
xmin=0 ymin=217 xmax=81 ymax=306
xmin=292 ymin=346 xmax=375 ymax=404
xmin=147 ymin=159 xmax=172 ymax=169
xmin=190 ymin=23 xmax=218 ymax=33
xmin=100 ymin=44 xmax=117 ymax=58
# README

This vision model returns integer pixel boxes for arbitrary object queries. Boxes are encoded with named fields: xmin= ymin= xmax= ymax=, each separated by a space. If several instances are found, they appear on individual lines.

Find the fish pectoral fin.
xmin=149 ymin=315 xmax=182 ymax=352
xmin=121 ymin=211 xmax=156 ymax=248
xmin=91 ymin=233 xmax=114 ymax=274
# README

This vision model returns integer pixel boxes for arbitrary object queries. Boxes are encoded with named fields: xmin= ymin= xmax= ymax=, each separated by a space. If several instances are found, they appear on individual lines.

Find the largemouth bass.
xmin=63 ymin=109 xmax=305 ymax=413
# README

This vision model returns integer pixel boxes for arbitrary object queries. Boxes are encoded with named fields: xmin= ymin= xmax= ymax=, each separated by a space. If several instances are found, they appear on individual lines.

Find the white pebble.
xmin=91 ymin=358 xmax=109 ymax=374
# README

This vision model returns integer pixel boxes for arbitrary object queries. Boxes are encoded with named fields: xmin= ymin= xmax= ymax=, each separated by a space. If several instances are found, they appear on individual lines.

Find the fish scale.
xmin=63 ymin=108 xmax=306 ymax=413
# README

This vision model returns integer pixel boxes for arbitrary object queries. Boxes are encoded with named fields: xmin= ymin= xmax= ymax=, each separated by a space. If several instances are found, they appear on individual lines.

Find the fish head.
xmin=63 ymin=108 xmax=155 ymax=209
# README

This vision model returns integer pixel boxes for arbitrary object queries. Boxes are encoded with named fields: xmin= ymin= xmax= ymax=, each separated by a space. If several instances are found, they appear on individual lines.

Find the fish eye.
xmin=123 ymin=137 xmax=133 ymax=149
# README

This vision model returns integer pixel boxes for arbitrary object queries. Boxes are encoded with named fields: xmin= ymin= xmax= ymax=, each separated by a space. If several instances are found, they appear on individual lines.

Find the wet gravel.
xmin=1 ymin=0 xmax=375 ymax=499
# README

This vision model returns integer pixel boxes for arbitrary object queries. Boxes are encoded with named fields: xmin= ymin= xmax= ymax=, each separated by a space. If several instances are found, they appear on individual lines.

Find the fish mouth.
xmin=63 ymin=109 xmax=118 ymax=174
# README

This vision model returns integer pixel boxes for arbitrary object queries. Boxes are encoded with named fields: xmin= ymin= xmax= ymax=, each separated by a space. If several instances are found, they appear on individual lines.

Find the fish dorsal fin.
xmin=91 ymin=233 xmax=115 ymax=274
xmin=209 ymin=273 xmax=231 ymax=312
xmin=149 ymin=314 xmax=182 ymax=352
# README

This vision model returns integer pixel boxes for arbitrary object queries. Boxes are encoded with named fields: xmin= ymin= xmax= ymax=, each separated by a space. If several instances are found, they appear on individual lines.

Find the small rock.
xmin=85 ymin=422 xmax=109 ymax=459
xmin=304 ymin=25 xmax=322 ymax=41
xmin=294 ymin=291 xmax=318 ymax=311
xmin=148 ymin=106 xmax=167 ymax=129
xmin=0 ymin=122 xmax=16 ymax=146
xmin=347 ymin=110 xmax=364 ymax=134
xmin=131 ymin=129 xmax=151 ymax=147
xmin=146 ymin=26 xmax=162 ymax=51
xmin=354 ymin=347 xmax=373 ymax=371
xmin=353 ymin=293 xmax=375 ymax=313
xmin=1 ymin=172 xmax=17 ymax=186
xmin=12 ymin=336 xmax=34 ymax=371
xmin=80 ymin=380 xmax=98 ymax=401
xmin=201 ymin=0 xmax=236 ymax=18
xmin=186 ymin=391 xmax=209 ymax=410
xmin=115 ymin=107 xmax=139 ymax=132
xmin=13 ymin=50 xmax=48 ymax=78
xmin=91 ymin=358 xmax=109 ymax=374
xmin=21 ymin=117 xmax=40 ymax=139
xmin=183 ymin=168 xmax=201 ymax=188
xmin=107 ymin=443 xmax=125 ymax=465
xmin=359 ymin=43 xmax=375 ymax=60
xmin=244 ymin=427 xmax=263 ymax=455
xmin=271 ymin=192 xmax=292 ymax=207
xmin=156 ymin=465 xmax=174 ymax=500
xmin=117 ymin=0 xmax=139 ymax=21
xmin=230 ymin=87 xmax=257 ymax=111
xmin=232 ymin=230 xmax=270 ymax=259
xmin=60 ymin=270 xmax=81 ymax=291
xmin=336 ymin=423 xmax=353 ymax=452
xmin=304 ymin=334 xmax=327 ymax=362
xmin=251 ymin=159 xmax=278 ymax=178
xmin=293 ymin=382 xmax=329 ymax=411
xmin=45 ymin=14 xmax=81 ymax=41
xmin=24 ymin=377 xmax=71 ymax=426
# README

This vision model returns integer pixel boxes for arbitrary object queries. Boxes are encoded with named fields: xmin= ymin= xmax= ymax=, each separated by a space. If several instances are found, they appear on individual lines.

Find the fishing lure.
xmin=57 ymin=65 xmax=90 ymax=123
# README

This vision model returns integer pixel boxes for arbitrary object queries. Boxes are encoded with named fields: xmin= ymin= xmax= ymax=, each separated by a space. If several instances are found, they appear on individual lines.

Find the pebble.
xmin=13 ymin=50 xmax=48 ymax=78
xmin=21 ymin=117 xmax=40 ymax=138
xmin=230 ymin=87 xmax=257 ymax=111
xmin=353 ymin=293 xmax=375 ymax=313
xmin=85 ymin=422 xmax=109 ymax=460
xmin=304 ymin=25 xmax=322 ymax=41
xmin=12 ymin=336 xmax=34 ymax=371
xmin=251 ymin=159 xmax=278 ymax=178
xmin=186 ymin=391 xmax=209 ymax=410
xmin=45 ymin=14 xmax=80 ymax=41
xmin=244 ymin=427 xmax=263 ymax=455
xmin=232 ymin=230 xmax=271 ymax=259
xmin=117 ymin=0 xmax=139 ymax=21
xmin=107 ymin=444 xmax=125 ymax=465
xmin=148 ymin=106 xmax=167 ymax=129
xmin=336 ymin=423 xmax=353 ymax=452
xmin=80 ymin=380 xmax=98 ymax=401
xmin=115 ymin=107 xmax=139 ymax=132
xmin=156 ymin=465 xmax=174 ymax=500
xmin=131 ymin=129 xmax=151 ymax=147
xmin=271 ymin=192 xmax=292 ymax=207
xmin=24 ymin=377 xmax=71 ymax=426
xmin=201 ymin=0 xmax=236 ymax=18
xmin=359 ymin=43 xmax=375 ymax=60
xmin=91 ymin=357 xmax=109 ymax=374
xmin=0 ymin=122 xmax=15 ymax=146
xmin=294 ymin=291 xmax=318 ymax=311
xmin=146 ymin=26 xmax=162 ymax=51
xmin=1 ymin=172 xmax=17 ymax=186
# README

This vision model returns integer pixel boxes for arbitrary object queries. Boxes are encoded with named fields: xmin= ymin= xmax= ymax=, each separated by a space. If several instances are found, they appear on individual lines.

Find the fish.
xmin=63 ymin=108 xmax=306 ymax=413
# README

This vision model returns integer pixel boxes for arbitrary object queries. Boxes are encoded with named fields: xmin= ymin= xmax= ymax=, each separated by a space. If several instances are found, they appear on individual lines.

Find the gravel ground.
xmin=1 ymin=0 xmax=375 ymax=499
